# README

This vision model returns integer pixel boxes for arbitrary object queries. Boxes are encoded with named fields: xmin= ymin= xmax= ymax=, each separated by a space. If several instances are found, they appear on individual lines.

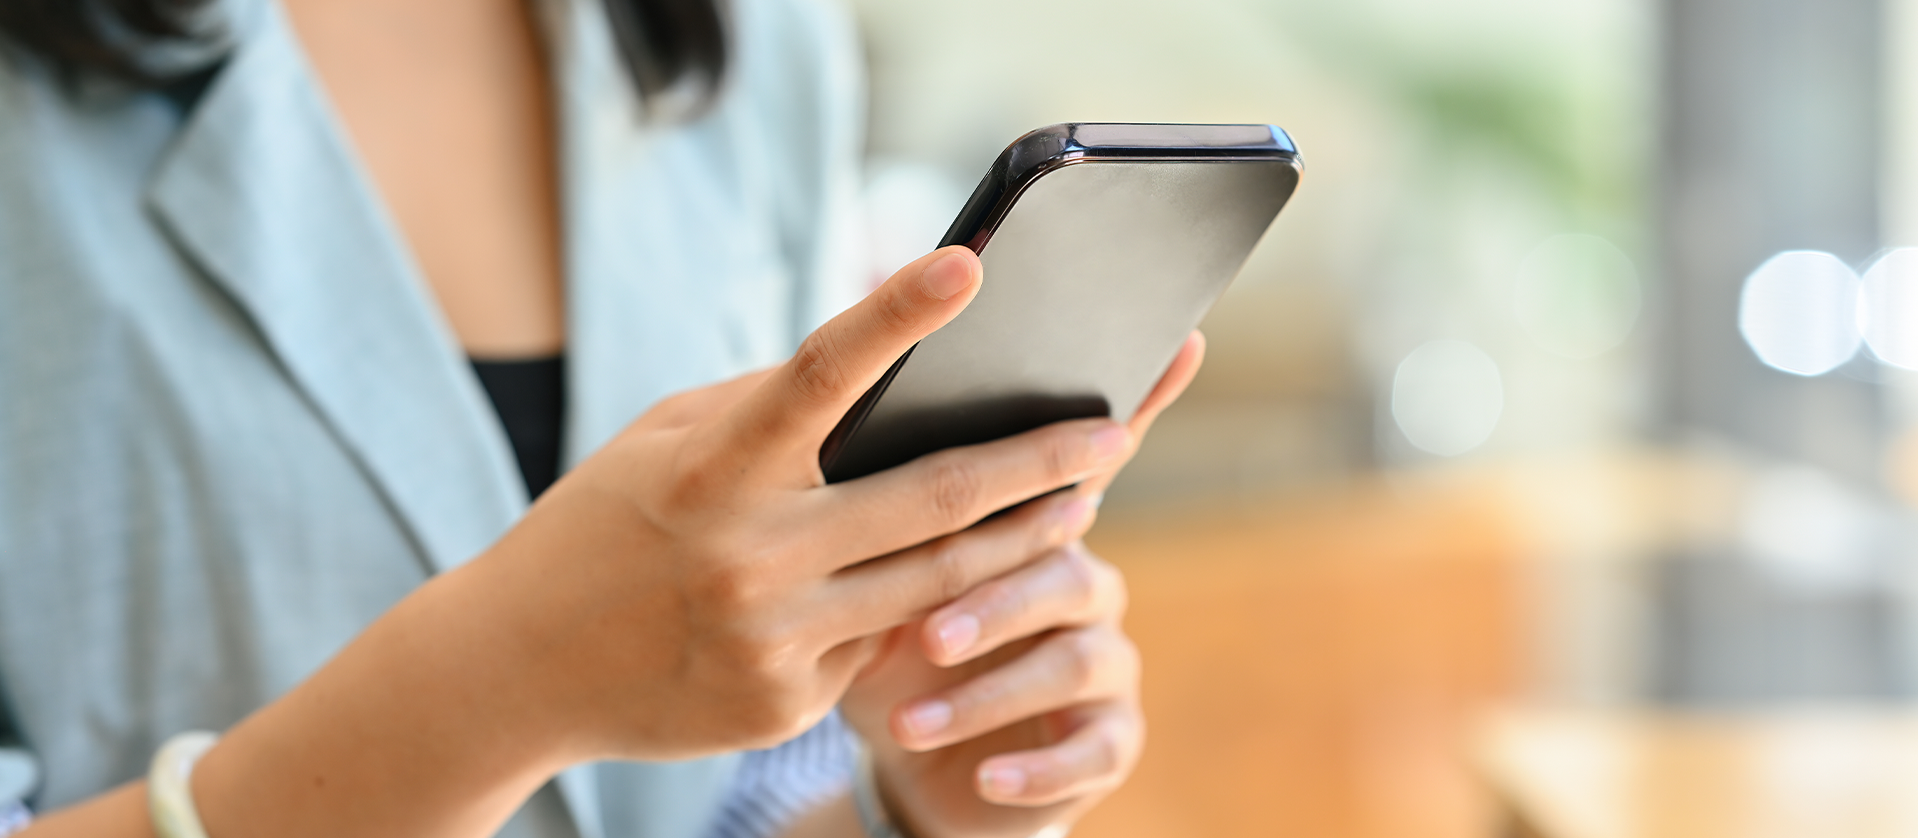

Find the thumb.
xmin=721 ymin=246 xmax=982 ymax=468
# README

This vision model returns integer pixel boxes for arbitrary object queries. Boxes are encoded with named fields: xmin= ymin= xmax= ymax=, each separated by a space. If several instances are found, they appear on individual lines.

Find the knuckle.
xmin=1021 ymin=723 xmax=1135 ymax=804
xmin=1059 ymin=631 xmax=1102 ymax=693
xmin=788 ymin=333 xmax=849 ymax=407
xmin=1112 ymin=631 xmax=1143 ymax=682
xmin=734 ymin=689 xmax=816 ymax=748
xmin=975 ymin=576 xmax=1028 ymax=627
xmin=1084 ymin=729 xmax=1124 ymax=778
xmin=665 ymin=457 xmax=724 ymax=509
xmin=659 ymin=433 xmax=746 ymax=511
xmin=1040 ymin=433 xmax=1086 ymax=486
xmin=1020 ymin=765 xmax=1069 ymax=800
xmin=1088 ymin=553 xmax=1130 ymax=620
xmin=1057 ymin=549 xmax=1102 ymax=612
xmin=925 ymin=456 xmax=983 ymax=529
xmin=710 ymin=620 xmax=781 ymax=672
xmin=1025 ymin=506 xmax=1072 ymax=555
xmin=927 ymin=538 xmax=976 ymax=603
xmin=712 ymin=637 xmax=812 ymax=738
xmin=701 ymin=565 xmax=758 ymax=612
xmin=872 ymin=284 xmax=921 ymax=337
xmin=694 ymin=550 xmax=778 ymax=617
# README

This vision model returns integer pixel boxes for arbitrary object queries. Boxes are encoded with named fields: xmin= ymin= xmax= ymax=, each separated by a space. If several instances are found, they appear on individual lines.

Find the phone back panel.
xmin=822 ymin=126 xmax=1300 ymax=482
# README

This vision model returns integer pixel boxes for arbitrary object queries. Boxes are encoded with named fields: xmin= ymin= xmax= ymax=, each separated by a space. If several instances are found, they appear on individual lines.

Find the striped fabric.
xmin=703 ymin=711 xmax=859 ymax=838
xmin=0 ymin=800 xmax=27 ymax=836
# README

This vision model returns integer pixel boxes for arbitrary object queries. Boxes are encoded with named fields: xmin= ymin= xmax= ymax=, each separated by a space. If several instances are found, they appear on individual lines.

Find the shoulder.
xmin=731 ymin=0 xmax=861 ymax=91
xmin=716 ymin=0 xmax=868 ymax=323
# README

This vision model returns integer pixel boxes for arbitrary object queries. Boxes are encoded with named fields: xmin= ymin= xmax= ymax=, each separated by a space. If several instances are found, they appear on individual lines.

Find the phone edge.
xmin=817 ymin=123 xmax=1301 ymax=483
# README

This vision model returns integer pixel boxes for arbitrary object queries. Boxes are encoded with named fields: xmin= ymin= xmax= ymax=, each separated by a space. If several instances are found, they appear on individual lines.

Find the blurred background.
xmin=845 ymin=0 xmax=1918 ymax=835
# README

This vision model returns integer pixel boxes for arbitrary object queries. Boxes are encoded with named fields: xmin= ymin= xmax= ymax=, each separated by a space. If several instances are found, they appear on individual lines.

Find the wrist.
xmin=853 ymin=746 xmax=918 ymax=838
xmin=859 ymin=750 xmax=1074 ymax=838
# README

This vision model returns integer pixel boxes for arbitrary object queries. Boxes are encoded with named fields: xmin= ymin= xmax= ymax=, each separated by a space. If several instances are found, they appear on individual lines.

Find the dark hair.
xmin=0 ymin=0 xmax=728 ymax=106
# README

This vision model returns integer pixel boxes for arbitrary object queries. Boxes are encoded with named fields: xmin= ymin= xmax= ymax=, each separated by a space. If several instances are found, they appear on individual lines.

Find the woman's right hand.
xmin=480 ymin=245 xmax=1128 ymax=763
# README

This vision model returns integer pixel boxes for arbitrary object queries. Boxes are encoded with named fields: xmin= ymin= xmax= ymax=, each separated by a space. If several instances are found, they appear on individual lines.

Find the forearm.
xmin=16 ymin=782 xmax=151 ymax=838
xmin=190 ymin=555 xmax=569 ymax=838
xmin=25 ymin=556 xmax=566 ymax=838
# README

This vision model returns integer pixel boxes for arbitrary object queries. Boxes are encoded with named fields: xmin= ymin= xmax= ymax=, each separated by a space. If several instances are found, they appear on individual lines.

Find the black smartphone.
xmin=819 ymin=123 xmax=1301 ymax=483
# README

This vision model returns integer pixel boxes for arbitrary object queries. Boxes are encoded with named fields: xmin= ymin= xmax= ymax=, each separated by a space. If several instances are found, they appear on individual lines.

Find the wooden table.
xmin=1479 ymin=707 xmax=1918 ymax=838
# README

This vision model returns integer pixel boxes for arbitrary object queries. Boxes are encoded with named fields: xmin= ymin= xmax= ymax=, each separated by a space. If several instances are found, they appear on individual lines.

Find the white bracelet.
xmin=148 ymin=731 xmax=219 ymax=838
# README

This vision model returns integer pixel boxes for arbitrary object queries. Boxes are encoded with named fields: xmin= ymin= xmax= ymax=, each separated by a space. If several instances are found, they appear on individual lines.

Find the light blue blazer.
xmin=0 ymin=0 xmax=865 ymax=834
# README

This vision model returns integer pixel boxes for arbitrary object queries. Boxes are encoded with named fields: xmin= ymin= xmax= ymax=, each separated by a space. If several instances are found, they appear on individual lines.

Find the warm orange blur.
xmin=850 ymin=0 xmax=1918 ymax=833
xmin=1077 ymin=481 xmax=1524 ymax=838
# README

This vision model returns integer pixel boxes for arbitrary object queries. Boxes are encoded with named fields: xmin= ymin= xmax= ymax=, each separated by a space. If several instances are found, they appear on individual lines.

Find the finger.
xmin=974 ymin=702 xmax=1144 ymax=807
xmin=891 ymin=624 xmax=1138 ymax=752
xmin=920 ymin=543 xmax=1125 ymax=666
xmin=1130 ymin=330 xmax=1206 ymax=436
xmin=1079 ymin=330 xmax=1206 ymax=499
xmin=722 ymin=247 xmax=982 ymax=464
xmin=631 ymin=369 xmax=776 ymax=432
xmin=815 ymin=631 xmax=890 ymax=702
xmin=824 ymin=492 xmax=1095 ymax=637
xmin=812 ymin=417 xmax=1129 ymax=565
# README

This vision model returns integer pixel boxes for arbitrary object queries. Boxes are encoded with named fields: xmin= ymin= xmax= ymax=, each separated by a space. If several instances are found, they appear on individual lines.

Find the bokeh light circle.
xmin=1861 ymin=248 xmax=1918 ymax=369
xmin=1737 ymin=250 xmax=1861 ymax=376
xmin=1391 ymin=340 xmax=1503 ymax=457
xmin=1513 ymin=234 xmax=1641 ymax=358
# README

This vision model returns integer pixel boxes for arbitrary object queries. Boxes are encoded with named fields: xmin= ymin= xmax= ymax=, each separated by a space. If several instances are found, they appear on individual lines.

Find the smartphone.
xmin=819 ymin=123 xmax=1301 ymax=483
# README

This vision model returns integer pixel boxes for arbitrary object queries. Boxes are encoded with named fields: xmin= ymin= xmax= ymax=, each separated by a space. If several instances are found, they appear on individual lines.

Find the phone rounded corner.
xmin=1002 ymin=126 xmax=1084 ymax=188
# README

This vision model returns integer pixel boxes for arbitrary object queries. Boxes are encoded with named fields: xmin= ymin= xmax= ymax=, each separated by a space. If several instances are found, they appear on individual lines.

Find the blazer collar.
xmin=144 ymin=1 xmax=526 ymax=575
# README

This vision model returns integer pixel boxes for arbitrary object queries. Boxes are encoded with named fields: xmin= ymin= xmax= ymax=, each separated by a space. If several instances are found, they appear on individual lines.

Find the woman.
xmin=0 ymin=0 xmax=1204 ymax=836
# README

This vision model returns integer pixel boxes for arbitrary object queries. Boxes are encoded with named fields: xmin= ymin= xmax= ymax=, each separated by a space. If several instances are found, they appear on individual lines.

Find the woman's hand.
xmin=841 ymin=539 xmax=1137 ymax=838
xmin=184 ymin=246 xmax=1137 ymax=838
xmin=839 ymin=333 xmax=1205 ymax=838
xmin=464 ymin=245 xmax=1143 ymax=760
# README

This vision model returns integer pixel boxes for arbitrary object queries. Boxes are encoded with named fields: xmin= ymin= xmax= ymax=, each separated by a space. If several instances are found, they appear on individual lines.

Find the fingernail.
xmin=1090 ymin=425 xmax=1129 ymax=461
xmin=980 ymin=764 xmax=1028 ymax=797
xmin=921 ymin=251 xmax=976 ymax=300
xmin=935 ymin=614 xmax=981 ymax=658
xmin=903 ymin=700 xmax=953 ymax=738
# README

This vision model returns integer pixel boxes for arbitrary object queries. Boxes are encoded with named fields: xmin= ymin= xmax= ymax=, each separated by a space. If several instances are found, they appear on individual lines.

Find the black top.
xmin=470 ymin=356 xmax=566 ymax=499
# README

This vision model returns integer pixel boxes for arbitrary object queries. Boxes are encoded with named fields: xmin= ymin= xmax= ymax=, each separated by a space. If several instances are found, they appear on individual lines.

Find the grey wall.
xmin=1655 ymin=0 xmax=1900 ymax=704
xmin=1659 ymin=0 xmax=1885 ymax=478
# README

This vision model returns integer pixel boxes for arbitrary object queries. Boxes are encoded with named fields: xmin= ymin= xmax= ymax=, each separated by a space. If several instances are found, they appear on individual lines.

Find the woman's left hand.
xmin=839 ymin=331 xmax=1205 ymax=838
xmin=840 ymin=534 xmax=1137 ymax=838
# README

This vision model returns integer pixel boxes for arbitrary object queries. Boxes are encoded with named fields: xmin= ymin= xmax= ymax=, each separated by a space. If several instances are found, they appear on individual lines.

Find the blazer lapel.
xmin=145 ymin=2 xmax=526 ymax=575
xmin=149 ymin=5 xmax=744 ymax=834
